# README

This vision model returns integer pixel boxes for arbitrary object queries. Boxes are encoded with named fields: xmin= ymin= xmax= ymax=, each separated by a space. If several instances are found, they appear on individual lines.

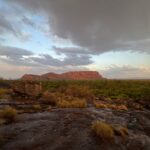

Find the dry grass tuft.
xmin=63 ymin=84 xmax=94 ymax=99
xmin=94 ymin=102 xmax=107 ymax=108
xmin=32 ymin=104 xmax=41 ymax=110
xmin=0 ymin=135 xmax=5 ymax=146
xmin=58 ymin=98 xmax=87 ymax=108
xmin=94 ymin=101 xmax=128 ymax=111
xmin=0 ymin=106 xmax=17 ymax=123
xmin=116 ymin=105 xmax=128 ymax=111
xmin=0 ymin=88 xmax=9 ymax=99
xmin=42 ymin=91 xmax=59 ymax=105
xmin=91 ymin=121 xmax=114 ymax=141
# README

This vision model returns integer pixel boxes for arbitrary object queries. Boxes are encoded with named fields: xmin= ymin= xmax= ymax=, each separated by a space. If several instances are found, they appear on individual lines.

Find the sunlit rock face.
xmin=21 ymin=74 xmax=42 ymax=81
xmin=21 ymin=71 xmax=103 ymax=80
xmin=61 ymin=71 xmax=102 ymax=80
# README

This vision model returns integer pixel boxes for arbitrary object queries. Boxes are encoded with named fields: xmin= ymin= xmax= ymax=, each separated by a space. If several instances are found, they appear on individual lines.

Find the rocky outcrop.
xmin=11 ymin=81 xmax=42 ymax=99
xmin=41 ymin=73 xmax=62 ymax=80
xmin=21 ymin=71 xmax=103 ymax=80
xmin=22 ymin=74 xmax=42 ymax=81
xmin=0 ymin=108 xmax=150 ymax=150
xmin=61 ymin=71 xmax=102 ymax=80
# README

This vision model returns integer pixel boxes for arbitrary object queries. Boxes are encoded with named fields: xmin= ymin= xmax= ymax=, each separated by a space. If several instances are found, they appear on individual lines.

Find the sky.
xmin=0 ymin=0 xmax=150 ymax=79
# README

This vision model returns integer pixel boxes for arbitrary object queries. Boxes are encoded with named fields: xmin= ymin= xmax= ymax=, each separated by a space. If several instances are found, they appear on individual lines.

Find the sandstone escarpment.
xmin=61 ymin=71 xmax=102 ymax=80
xmin=21 ymin=71 xmax=103 ymax=80
xmin=21 ymin=74 xmax=42 ymax=81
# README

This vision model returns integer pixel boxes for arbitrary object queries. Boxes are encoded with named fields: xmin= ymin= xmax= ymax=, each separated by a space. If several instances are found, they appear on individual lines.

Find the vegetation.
xmin=1 ymin=79 xmax=150 ymax=109
xmin=0 ymin=106 xmax=17 ymax=123
xmin=57 ymin=98 xmax=87 ymax=108
xmin=94 ymin=102 xmax=107 ymax=108
xmin=0 ymin=135 xmax=4 ymax=146
xmin=91 ymin=121 xmax=114 ymax=141
xmin=94 ymin=101 xmax=128 ymax=110
xmin=45 ymin=79 xmax=150 ymax=108
xmin=32 ymin=104 xmax=42 ymax=110
xmin=40 ymin=79 xmax=150 ymax=103
xmin=0 ymin=88 xmax=9 ymax=99
xmin=42 ymin=91 xmax=59 ymax=105
xmin=92 ymin=120 xmax=129 ymax=141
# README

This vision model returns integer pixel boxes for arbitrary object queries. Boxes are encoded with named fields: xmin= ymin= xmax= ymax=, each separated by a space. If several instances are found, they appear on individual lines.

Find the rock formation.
xmin=22 ymin=74 xmax=42 ymax=81
xmin=21 ymin=71 xmax=103 ymax=80
xmin=61 ymin=71 xmax=102 ymax=80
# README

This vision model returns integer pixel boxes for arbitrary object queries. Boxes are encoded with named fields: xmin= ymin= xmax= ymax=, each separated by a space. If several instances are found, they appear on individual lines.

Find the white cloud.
xmin=101 ymin=65 xmax=150 ymax=79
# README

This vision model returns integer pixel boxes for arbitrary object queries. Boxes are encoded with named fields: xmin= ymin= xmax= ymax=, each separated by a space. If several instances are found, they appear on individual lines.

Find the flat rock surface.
xmin=0 ymin=108 xmax=150 ymax=150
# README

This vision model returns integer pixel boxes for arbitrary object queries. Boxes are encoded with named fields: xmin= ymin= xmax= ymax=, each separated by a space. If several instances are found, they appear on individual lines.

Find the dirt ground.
xmin=0 ymin=106 xmax=150 ymax=150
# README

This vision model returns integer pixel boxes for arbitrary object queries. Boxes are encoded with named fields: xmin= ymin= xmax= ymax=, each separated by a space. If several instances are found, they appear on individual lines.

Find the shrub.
xmin=107 ymin=104 xmax=117 ymax=109
xmin=32 ymin=104 xmax=41 ymax=110
xmin=63 ymin=84 xmax=94 ymax=100
xmin=0 ymin=135 xmax=4 ymax=146
xmin=94 ymin=102 xmax=107 ymax=108
xmin=91 ymin=121 xmax=114 ymax=141
xmin=94 ymin=102 xmax=128 ymax=111
xmin=0 ymin=106 xmax=17 ymax=123
xmin=57 ymin=98 xmax=87 ymax=108
xmin=0 ymin=88 xmax=9 ymax=99
xmin=71 ymin=99 xmax=87 ymax=108
xmin=42 ymin=91 xmax=59 ymax=105
xmin=116 ymin=105 xmax=128 ymax=111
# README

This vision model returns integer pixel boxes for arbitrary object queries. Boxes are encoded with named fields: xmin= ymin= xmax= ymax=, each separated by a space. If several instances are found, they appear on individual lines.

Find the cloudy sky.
xmin=0 ymin=0 xmax=150 ymax=79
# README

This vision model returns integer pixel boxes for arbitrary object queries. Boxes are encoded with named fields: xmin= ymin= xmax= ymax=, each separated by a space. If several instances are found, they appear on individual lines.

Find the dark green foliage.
xmin=40 ymin=79 xmax=150 ymax=107
xmin=3 ymin=79 xmax=150 ymax=108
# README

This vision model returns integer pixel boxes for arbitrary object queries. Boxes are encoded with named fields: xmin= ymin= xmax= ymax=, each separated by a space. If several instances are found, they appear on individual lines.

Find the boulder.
xmin=11 ymin=81 xmax=42 ymax=99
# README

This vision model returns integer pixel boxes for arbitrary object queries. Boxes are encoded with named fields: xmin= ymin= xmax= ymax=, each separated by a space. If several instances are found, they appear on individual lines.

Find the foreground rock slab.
xmin=0 ymin=108 xmax=150 ymax=150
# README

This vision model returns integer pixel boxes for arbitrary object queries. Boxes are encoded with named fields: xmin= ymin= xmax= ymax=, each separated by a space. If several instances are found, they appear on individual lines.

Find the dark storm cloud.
xmin=22 ymin=16 xmax=36 ymax=28
xmin=30 ymin=54 xmax=93 ymax=66
xmin=0 ymin=45 xmax=35 ymax=66
xmin=0 ymin=4 xmax=33 ymax=41
xmin=0 ymin=45 xmax=33 ymax=58
xmin=7 ymin=0 xmax=150 ymax=54
xmin=0 ymin=45 xmax=92 ymax=67
xmin=0 ymin=15 xmax=16 ymax=35
xmin=53 ymin=46 xmax=94 ymax=55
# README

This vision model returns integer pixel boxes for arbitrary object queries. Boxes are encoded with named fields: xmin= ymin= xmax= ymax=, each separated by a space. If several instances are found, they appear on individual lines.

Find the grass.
xmin=94 ymin=101 xmax=128 ymax=110
xmin=32 ymin=104 xmax=41 ymax=110
xmin=0 ymin=135 xmax=5 ymax=146
xmin=92 ymin=120 xmax=129 ymax=141
xmin=94 ymin=102 xmax=107 ymax=108
xmin=2 ymin=79 xmax=150 ymax=109
xmin=57 ymin=98 xmax=87 ymax=108
xmin=0 ymin=106 xmax=17 ymax=123
xmin=116 ymin=105 xmax=128 ymax=111
xmin=0 ymin=88 xmax=9 ymax=99
xmin=91 ymin=121 xmax=114 ymax=141
xmin=42 ymin=91 xmax=57 ymax=105
xmin=63 ymin=84 xmax=94 ymax=99
xmin=3 ymin=79 xmax=150 ymax=100
xmin=41 ymin=79 xmax=150 ymax=106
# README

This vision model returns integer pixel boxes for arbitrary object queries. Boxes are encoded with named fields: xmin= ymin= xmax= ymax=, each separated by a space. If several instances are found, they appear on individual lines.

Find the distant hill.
xmin=21 ymin=71 xmax=103 ymax=80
